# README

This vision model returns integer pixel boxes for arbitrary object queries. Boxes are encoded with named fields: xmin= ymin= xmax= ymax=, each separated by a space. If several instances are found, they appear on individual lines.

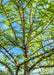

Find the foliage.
xmin=0 ymin=70 xmax=11 ymax=75
xmin=0 ymin=0 xmax=54 ymax=75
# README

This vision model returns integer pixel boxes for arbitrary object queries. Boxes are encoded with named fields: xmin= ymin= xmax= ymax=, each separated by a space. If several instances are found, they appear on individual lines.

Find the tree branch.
xmin=22 ymin=8 xmax=25 ymax=47
xmin=26 ymin=19 xmax=53 ymax=46
xmin=15 ymin=0 xmax=22 ymax=20
xmin=37 ymin=65 xmax=54 ymax=68
xmin=17 ymin=48 xmax=54 ymax=67
xmin=27 ymin=8 xmax=32 ymax=43
xmin=24 ymin=0 xmax=32 ymax=9
xmin=1 ymin=4 xmax=17 ymax=41
xmin=15 ymin=66 xmax=19 ymax=75
xmin=0 ymin=61 xmax=14 ymax=75
xmin=0 ymin=43 xmax=17 ymax=64
xmin=33 ymin=65 xmax=54 ymax=70
xmin=29 ymin=51 xmax=54 ymax=71
xmin=30 ymin=39 xmax=53 ymax=44
xmin=0 ymin=49 xmax=15 ymax=64
xmin=1 ymin=33 xmax=25 ymax=52
xmin=30 ymin=42 xmax=54 ymax=56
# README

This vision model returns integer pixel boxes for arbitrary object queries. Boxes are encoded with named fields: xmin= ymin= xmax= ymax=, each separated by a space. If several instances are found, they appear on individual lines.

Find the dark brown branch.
xmin=2 ymin=33 xmax=25 ymax=52
xmin=1 ymin=4 xmax=17 ymax=41
xmin=26 ymin=19 xmax=53 ymax=46
xmin=14 ymin=2 xmax=26 ymax=47
xmin=0 ymin=43 xmax=17 ymax=64
xmin=17 ymin=48 xmax=54 ymax=67
xmin=27 ymin=5 xmax=37 ymax=44
xmin=33 ymin=65 xmax=54 ymax=70
xmin=30 ymin=39 xmax=53 ymax=44
xmin=38 ymin=65 xmax=54 ymax=68
xmin=31 ymin=4 xmax=38 ymax=26
xmin=33 ymin=65 xmax=54 ymax=69
xmin=27 ymin=8 xmax=32 ymax=42
xmin=30 ymin=8 xmax=32 ymax=25
xmin=4 ymin=36 xmax=25 ymax=52
xmin=0 ymin=61 xmax=14 ymax=75
xmin=22 ymin=8 xmax=25 ymax=46
xmin=24 ymin=0 xmax=32 ymax=9
xmin=16 ymin=66 xmax=19 ymax=75
xmin=29 ymin=51 xmax=54 ymax=71
xmin=30 ymin=42 xmax=54 ymax=56
xmin=15 ymin=0 xmax=22 ymax=20
xmin=0 ymin=49 xmax=15 ymax=64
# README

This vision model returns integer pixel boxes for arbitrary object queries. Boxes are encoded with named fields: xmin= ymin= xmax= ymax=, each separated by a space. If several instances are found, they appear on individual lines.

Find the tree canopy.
xmin=0 ymin=0 xmax=54 ymax=75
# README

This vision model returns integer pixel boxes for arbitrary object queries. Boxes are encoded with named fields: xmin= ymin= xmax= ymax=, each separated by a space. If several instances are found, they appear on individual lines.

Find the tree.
xmin=0 ymin=0 xmax=54 ymax=75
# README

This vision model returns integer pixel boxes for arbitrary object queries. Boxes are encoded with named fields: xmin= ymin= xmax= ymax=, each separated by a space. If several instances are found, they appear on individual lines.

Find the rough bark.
xmin=24 ymin=45 xmax=30 ymax=75
xmin=24 ymin=65 xmax=30 ymax=75
xmin=24 ymin=70 xmax=30 ymax=75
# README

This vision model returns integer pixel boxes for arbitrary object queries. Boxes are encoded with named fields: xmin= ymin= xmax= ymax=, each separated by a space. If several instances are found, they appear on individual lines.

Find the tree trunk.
xmin=15 ymin=67 xmax=19 ymax=75
xmin=16 ymin=70 xmax=19 ymax=75
xmin=25 ymin=71 xmax=30 ymax=75
xmin=24 ymin=45 xmax=30 ymax=75
xmin=24 ymin=70 xmax=30 ymax=75
xmin=24 ymin=63 xmax=30 ymax=75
